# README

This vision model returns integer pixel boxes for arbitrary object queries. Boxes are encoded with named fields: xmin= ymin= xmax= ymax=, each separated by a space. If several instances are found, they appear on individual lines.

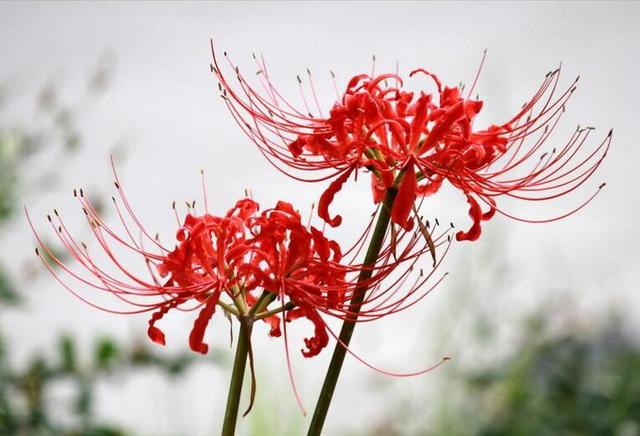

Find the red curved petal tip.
xmin=147 ymin=326 xmax=166 ymax=346
xmin=318 ymin=168 xmax=353 ymax=227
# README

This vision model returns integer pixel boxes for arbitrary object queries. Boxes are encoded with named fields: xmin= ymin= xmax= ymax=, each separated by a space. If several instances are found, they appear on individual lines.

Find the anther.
xmin=296 ymin=75 xmax=302 ymax=84
xmin=80 ymin=188 xmax=84 ymax=197
xmin=598 ymin=182 xmax=606 ymax=189
xmin=172 ymin=200 xmax=176 ymax=209
xmin=47 ymin=214 xmax=52 ymax=222
xmin=54 ymin=209 xmax=59 ymax=216
xmin=35 ymin=247 xmax=39 ymax=255
xmin=114 ymin=182 xmax=120 ymax=189
xmin=73 ymin=189 xmax=77 ymax=197
xmin=435 ymin=218 xmax=439 ymax=226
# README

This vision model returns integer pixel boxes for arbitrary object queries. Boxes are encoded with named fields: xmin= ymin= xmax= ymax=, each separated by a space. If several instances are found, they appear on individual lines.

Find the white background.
xmin=1 ymin=2 xmax=639 ymax=435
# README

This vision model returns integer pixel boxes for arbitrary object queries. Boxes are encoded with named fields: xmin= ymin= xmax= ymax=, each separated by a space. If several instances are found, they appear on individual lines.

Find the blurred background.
xmin=1 ymin=2 xmax=639 ymax=435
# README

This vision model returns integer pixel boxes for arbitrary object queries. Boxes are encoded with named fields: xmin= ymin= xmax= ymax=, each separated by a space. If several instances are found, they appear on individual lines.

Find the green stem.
xmin=254 ymin=301 xmax=296 ymax=320
xmin=220 ymin=291 xmax=278 ymax=435
xmin=307 ymin=187 xmax=398 ymax=436
xmin=221 ymin=317 xmax=253 ymax=436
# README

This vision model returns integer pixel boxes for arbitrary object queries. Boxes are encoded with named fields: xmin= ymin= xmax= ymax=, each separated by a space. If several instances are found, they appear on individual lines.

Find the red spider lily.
xmin=26 ymin=164 xmax=450 ymax=360
xmin=211 ymin=43 xmax=611 ymax=241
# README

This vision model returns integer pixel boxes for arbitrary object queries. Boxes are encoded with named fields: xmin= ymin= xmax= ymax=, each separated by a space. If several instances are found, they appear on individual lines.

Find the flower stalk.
xmin=307 ymin=186 xmax=397 ymax=436
xmin=221 ymin=316 xmax=253 ymax=436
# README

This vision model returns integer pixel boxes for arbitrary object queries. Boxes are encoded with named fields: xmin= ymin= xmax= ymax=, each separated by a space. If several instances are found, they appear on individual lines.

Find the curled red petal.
xmin=456 ymin=193 xmax=483 ymax=242
xmin=147 ymin=299 xmax=180 ymax=346
xmin=318 ymin=167 xmax=353 ymax=227
xmin=301 ymin=307 xmax=329 ymax=358
xmin=148 ymin=326 xmax=166 ymax=346
xmin=482 ymin=197 xmax=497 ymax=221
xmin=409 ymin=92 xmax=431 ymax=150
xmin=421 ymin=101 xmax=466 ymax=152
xmin=189 ymin=294 xmax=219 ymax=354
xmin=391 ymin=164 xmax=417 ymax=230
xmin=265 ymin=314 xmax=281 ymax=337
xmin=310 ymin=226 xmax=331 ymax=262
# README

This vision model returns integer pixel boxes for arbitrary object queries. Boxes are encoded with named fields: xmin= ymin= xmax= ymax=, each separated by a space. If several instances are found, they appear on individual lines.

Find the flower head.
xmin=28 ymin=163 xmax=449 ymax=359
xmin=212 ymin=43 xmax=610 ymax=240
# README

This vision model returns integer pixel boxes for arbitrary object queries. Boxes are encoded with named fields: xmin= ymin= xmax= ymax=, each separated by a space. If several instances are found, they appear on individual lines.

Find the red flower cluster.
xmin=212 ymin=43 xmax=610 ymax=241
xmin=28 ymin=167 xmax=448 ymax=358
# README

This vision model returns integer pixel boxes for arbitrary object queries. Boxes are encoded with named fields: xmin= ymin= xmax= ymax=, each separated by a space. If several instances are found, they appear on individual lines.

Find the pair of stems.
xmin=220 ymin=187 xmax=397 ymax=436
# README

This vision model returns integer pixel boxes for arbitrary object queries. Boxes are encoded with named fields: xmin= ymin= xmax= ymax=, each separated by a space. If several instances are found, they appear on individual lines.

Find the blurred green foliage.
xmin=370 ymin=313 xmax=640 ymax=436
xmin=456 ymin=317 xmax=640 ymax=436
xmin=0 ymin=330 xmax=221 ymax=436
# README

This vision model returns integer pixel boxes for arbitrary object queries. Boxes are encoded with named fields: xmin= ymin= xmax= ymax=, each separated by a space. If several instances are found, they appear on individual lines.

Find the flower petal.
xmin=189 ymin=294 xmax=219 ymax=354
xmin=301 ymin=307 xmax=329 ymax=358
xmin=391 ymin=164 xmax=417 ymax=230
xmin=318 ymin=167 xmax=353 ymax=227
xmin=147 ymin=299 xmax=180 ymax=346
xmin=456 ymin=193 xmax=483 ymax=241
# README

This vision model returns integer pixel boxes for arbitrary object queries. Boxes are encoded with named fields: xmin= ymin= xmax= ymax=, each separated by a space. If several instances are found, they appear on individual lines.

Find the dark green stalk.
xmin=307 ymin=187 xmax=397 ymax=435
xmin=220 ymin=317 xmax=253 ymax=436
xmin=220 ymin=291 xmax=276 ymax=436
